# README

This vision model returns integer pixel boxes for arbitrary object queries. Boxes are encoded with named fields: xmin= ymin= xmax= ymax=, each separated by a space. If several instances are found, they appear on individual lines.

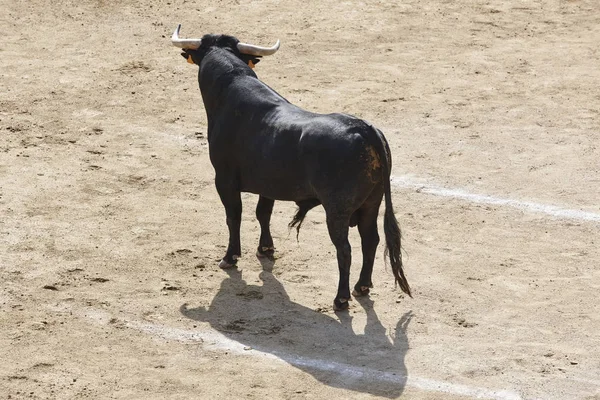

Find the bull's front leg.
xmin=215 ymin=175 xmax=242 ymax=269
xmin=256 ymin=196 xmax=275 ymax=259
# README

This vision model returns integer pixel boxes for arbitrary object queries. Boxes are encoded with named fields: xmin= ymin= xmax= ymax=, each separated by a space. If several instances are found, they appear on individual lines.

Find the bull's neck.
xmin=198 ymin=49 xmax=256 ymax=117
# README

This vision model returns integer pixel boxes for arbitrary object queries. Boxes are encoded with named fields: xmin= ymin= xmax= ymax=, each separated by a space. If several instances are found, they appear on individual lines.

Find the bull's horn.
xmin=171 ymin=24 xmax=202 ymax=50
xmin=237 ymin=39 xmax=280 ymax=56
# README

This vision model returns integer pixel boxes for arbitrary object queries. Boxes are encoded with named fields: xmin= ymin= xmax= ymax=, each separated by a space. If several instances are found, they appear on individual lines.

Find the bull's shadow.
xmin=180 ymin=259 xmax=412 ymax=398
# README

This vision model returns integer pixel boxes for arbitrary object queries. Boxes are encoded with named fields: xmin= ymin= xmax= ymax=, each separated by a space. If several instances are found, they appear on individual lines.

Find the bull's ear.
xmin=240 ymin=54 xmax=261 ymax=68
xmin=248 ymin=58 xmax=261 ymax=69
xmin=180 ymin=51 xmax=195 ymax=64
xmin=180 ymin=50 xmax=200 ymax=65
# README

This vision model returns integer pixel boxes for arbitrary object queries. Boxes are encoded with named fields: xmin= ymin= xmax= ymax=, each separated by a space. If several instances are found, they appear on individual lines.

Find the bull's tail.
xmin=370 ymin=125 xmax=412 ymax=297
xmin=383 ymin=187 xmax=412 ymax=297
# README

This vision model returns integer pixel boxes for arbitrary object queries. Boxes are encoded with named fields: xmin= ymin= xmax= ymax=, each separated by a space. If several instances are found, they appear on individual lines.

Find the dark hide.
xmin=181 ymin=34 xmax=411 ymax=310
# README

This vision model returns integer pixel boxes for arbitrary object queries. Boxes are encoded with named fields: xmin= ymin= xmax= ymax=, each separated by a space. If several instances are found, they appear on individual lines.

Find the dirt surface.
xmin=2 ymin=0 xmax=600 ymax=399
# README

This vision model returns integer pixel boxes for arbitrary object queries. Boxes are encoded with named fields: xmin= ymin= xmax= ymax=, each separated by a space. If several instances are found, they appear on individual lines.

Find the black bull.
xmin=179 ymin=34 xmax=411 ymax=310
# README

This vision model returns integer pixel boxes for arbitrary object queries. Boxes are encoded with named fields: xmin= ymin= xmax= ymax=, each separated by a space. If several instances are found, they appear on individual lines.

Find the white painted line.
xmin=392 ymin=176 xmax=600 ymax=223
xmin=123 ymin=318 xmax=522 ymax=400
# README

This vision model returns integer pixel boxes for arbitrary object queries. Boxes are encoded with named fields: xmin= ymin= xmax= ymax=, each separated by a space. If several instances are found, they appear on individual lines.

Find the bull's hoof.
xmin=256 ymin=246 xmax=275 ymax=260
xmin=352 ymin=284 xmax=373 ymax=297
xmin=333 ymin=298 xmax=351 ymax=311
xmin=218 ymin=258 xmax=238 ymax=269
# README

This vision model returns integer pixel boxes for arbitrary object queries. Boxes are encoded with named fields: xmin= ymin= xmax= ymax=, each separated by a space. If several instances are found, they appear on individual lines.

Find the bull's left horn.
xmin=237 ymin=39 xmax=280 ymax=56
xmin=171 ymin=24 xmax=202 ymax=50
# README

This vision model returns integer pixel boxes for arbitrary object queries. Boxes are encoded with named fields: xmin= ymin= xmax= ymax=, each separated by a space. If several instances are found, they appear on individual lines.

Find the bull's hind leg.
xmin=256 ymin=196 xmax=275 ymax=259
xmin=215 ymin=174 xmax=242 ymax=269
xmin=325 ymin=211 xmax=353 ymax=311
xmin=353 ymin=200 xmax=382 ymax=297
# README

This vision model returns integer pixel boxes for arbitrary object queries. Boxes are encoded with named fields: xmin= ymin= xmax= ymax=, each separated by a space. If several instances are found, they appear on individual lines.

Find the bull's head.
xmin=171 ymin=24 xmax=280 ymax=69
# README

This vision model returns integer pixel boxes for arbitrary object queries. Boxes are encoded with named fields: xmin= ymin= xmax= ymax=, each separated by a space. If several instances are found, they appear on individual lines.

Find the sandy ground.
xmin=1 ymin=0 xmax=600 ymax=398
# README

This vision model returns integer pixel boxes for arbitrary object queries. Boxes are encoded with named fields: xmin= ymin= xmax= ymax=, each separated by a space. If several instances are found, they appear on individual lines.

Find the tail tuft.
xmin=384 ymin=206 xmax=412 ymax=297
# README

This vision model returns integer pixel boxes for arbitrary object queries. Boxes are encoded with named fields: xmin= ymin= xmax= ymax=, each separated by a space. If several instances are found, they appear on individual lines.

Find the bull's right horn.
xmin=237 ymin=39 xmax=280 ymax=56
xmin=171 ymin=24 xmax=202 ymax=50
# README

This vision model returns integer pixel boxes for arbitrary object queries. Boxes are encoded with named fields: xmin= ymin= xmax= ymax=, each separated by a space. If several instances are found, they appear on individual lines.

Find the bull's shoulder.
xmin=228 ymin=76 xmax=289 ymax=106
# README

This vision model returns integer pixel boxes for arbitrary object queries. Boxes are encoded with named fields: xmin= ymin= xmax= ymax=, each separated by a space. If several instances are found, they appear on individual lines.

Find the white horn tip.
xmin=172 ymin=24 xmax=181 ymax=41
